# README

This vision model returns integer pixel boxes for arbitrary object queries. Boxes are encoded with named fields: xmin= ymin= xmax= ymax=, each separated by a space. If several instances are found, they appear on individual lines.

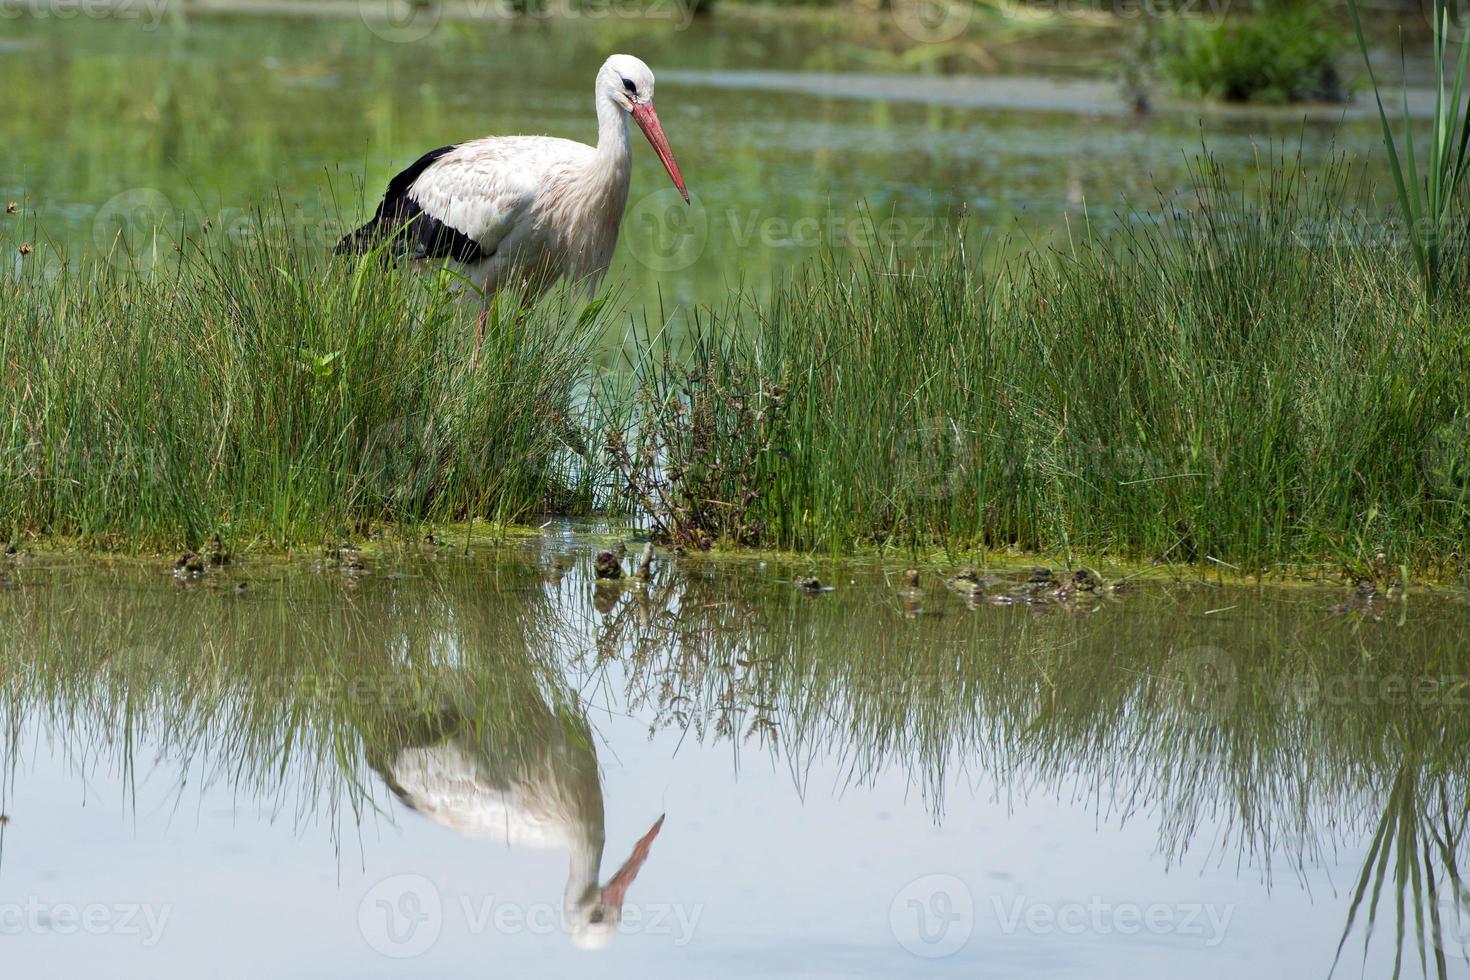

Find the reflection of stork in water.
xmin=367 ymin=702 xmax=662 ymax=949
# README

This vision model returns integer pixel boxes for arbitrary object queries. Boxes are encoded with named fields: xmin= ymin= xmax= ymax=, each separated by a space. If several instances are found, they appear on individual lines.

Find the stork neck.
xmin=564 ymin=826 xmax=606 ymax=909
xmin=593 ymin=94 xmax=633 ymax=180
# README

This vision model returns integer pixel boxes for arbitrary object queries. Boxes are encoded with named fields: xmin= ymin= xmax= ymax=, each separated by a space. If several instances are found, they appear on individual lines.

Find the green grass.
xmin=1 ymin=209 xmax=606 ymax=551
xmin=5 ymin=152 xmax=1470 ymax=577
xmin=608 ymin=154 xmax=1470 ymax=576
xmin=1160 ymin=4 xmax=1346 ymax=104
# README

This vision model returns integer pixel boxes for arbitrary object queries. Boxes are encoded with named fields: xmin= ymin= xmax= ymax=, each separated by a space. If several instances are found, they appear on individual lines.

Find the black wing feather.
xmin=335 ymin=145 xmax=485 ymax=262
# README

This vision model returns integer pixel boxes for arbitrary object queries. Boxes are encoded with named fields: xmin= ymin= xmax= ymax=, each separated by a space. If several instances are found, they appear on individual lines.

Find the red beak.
xmin=599 ymin=814 xmax=665 ymax=910
xmin=631 ymin=104 xmax=689 ymax=204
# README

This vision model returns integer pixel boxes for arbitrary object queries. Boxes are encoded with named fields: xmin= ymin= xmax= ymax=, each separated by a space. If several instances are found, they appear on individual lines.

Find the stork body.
xmin=337 ymin=54 xmax=688 ymax=306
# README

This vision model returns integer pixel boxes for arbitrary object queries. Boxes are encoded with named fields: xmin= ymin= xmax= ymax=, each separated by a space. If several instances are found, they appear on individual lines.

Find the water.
xmin=2 ymin=536 xmax=1469 ymax=977
xmin=0 ymin=13 xmax=1397 ymax=313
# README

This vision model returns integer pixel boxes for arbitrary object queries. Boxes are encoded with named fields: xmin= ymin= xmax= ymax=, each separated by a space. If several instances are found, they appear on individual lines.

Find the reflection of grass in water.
xmin=583 ymin=568 xmax=1470 ymax=840
xmin=4 ymin=550 xmax=1470 ymax=970
xmin=1331 ymin=761 xmax=1470 ymax=980
xmin=585 ymin=563 xmax=1470 ymax=973
xmin=586 ymin=568 xmax=1470 ymax=976
xmin=0 ymin=555 xmax=582 ymax=837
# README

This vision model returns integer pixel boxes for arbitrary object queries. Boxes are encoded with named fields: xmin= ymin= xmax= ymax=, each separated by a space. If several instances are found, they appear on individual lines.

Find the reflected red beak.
xmin=600 ymin=814 xmax=665 ymax=910
xmin=631 ymin=104 xmax=689 ymax=204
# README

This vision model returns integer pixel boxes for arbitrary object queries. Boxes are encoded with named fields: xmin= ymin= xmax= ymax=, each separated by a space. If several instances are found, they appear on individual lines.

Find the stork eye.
xmin=621 ymin=78 xmax=637 ymax=95
xmin=589 ymin=909 xmax=606 ymax=924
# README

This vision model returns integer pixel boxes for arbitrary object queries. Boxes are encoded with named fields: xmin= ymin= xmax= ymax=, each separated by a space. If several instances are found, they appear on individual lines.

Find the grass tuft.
xmin=609 ymin=154 xmax=1470 ymax=574
xmin=1161 ymin=3 xmax=1345 ymax=104
xmin=1 ymin=209 xmax=605 ymax=550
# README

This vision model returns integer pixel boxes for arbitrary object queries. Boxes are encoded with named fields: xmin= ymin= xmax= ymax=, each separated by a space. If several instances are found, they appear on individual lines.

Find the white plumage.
xmin=339 ymin=54 xmax=688 ymax=322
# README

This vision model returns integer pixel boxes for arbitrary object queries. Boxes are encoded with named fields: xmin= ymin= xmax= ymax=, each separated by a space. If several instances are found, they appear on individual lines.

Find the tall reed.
xmin=1349 ymin=0 xmax=1470 ymax=301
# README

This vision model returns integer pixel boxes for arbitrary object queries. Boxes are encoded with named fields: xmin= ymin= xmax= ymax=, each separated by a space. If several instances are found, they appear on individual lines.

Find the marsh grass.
xmin=610 ymin=154 xmax=1470 ymax=575
xmin=1 ymin=209 xmax=607 ymax=550
xmin=6 ymin=151 xmax=1470 ymax=575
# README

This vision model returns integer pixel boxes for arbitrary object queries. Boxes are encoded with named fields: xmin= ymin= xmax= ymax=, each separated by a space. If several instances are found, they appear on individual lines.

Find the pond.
xmin=2 ymin=536 xmax=1469 ymax=977
xmin=0 ymin=11 xmax=1396 ymax=314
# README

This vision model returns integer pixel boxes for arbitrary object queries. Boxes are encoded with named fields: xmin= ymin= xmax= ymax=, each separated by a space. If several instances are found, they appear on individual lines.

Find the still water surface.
xmin=2 ymin=535 xmax=1468 ymax=977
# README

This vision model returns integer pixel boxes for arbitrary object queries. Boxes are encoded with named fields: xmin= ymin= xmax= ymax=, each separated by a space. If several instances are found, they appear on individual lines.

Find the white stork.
xmin=368 ymin=702 xmax=665 ymax=950
xmin=337 ymin=53 xmax=689 ymax=350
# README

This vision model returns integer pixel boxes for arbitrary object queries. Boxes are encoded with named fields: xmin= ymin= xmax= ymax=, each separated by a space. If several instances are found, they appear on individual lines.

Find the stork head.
xmin=599 ymin=55 xmax=689 ymax=204
xmin=565 ymin=814 xmax=665 ymax=950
